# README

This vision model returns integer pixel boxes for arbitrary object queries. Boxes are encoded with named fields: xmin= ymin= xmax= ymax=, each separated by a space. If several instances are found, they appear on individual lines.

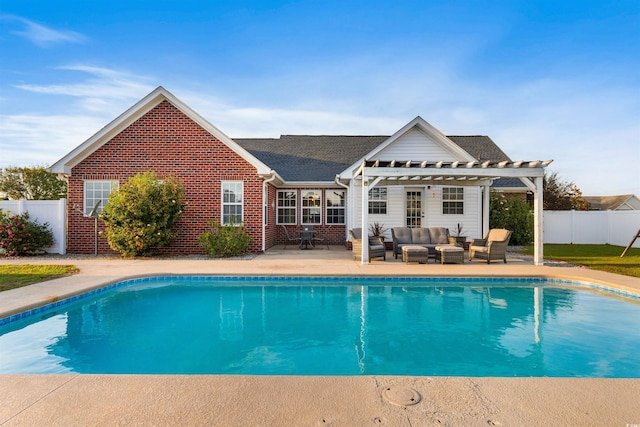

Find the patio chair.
xmin=350 ymin=228 xmax=386 ymax=261
xmin=312 ymin=225 xmax=331 ymax=249
xmin=469 ymin=229 xmax=513 ymax=264
xmin=281 ymin=225 xmax=302 ymax=249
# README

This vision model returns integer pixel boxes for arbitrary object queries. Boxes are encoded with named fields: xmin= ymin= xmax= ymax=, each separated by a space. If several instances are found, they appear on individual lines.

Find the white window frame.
xmin=442 ymin=187 xmax=464 ymax=215
xmin=368 ymin=187 xmax=387 ymax=215
xmin=222 ymin=181 xmax=243 ymax=226
xmin=83 ymin=180 xmax=118 ymax=215
xmin=325 ymin=190 xmax=346 ymax=224
xmin=276 ymin=190 xmax=297 ymax=224
xmin=302 ymin=190 xmax=322 ymax=225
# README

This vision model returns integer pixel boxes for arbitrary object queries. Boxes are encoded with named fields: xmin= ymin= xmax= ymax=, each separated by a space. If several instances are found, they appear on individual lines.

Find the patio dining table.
xmin=299 ymin=230 xmax=315 ymax=249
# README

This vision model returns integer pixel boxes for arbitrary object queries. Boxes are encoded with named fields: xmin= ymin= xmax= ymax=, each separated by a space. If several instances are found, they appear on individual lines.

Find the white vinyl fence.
xmin=544 ymin=210 xmax=640 ymax=248
xmin=0 ymin=199 xmax=67 ymax=254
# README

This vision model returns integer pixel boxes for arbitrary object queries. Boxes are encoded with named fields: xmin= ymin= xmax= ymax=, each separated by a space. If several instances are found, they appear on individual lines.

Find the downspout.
xmin=262 ymin=171 xmax=277 ymax=252
xmin=334 ymin=174 xmax=350 ymax=242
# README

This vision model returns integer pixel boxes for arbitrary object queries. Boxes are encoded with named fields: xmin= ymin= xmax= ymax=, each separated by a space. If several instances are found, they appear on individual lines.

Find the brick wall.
xmin=67 ymin=100 xmax=264 ymax=255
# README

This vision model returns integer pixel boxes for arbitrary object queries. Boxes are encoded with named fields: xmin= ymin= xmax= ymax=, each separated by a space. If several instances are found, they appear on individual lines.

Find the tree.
xmin=543 ymin=171 xmax=589 ymax=210
xmin=489 ymin=192 xmax=533 ymax=245
xmin=0 ymin=166 xmax=67 ymax=200
xmin=101 ymin=172 xmax=185 ymax=257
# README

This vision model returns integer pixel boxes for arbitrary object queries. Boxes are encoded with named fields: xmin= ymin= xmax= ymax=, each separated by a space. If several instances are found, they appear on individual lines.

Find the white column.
xmin=533 ymin=175 xmax=544 ymax=265
xmin=482 ymin=185 xmax=490 ymax=236
xmin=361 ymin=176 xmax=369 ymax=264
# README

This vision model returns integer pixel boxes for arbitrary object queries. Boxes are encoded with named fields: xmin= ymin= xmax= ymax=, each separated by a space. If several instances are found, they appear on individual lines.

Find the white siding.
xmin=375 ymin=128 xmax=463 ymax=161
xmin=424 ymin=185 xmax=482 ymax=240
xmin=349 ymin=182 xmax=482 ymax=241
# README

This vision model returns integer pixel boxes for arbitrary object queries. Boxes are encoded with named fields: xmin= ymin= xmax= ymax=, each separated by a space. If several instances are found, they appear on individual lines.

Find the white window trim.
xmin=368 ymin=187 xmax=387 ymax=215
xmin=276 ymin=190 xmax=297 ymax=225
xmin=83 ymin=180 xmax=118 ymax=215
xmin=325 ymin=189 xmax=346 ymax=224
xmin=442 ymin=187 xmax=464 ymax=215
xmin=221 ymin=181 xmax=244 ymax=225
xmin=302 ymin=190 xmax=322 ymax=225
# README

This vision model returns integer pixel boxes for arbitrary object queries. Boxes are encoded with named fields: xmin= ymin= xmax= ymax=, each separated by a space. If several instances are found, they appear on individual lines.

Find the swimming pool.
xmin=1 ymin=276 xmax=639 ymax=377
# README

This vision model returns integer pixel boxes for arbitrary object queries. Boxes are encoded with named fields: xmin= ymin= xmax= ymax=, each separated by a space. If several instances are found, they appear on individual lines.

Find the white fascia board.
xmin=48 ymin=86 xmax=271 ymax=176
xmin=49 ymin=87 xmax=167 ymax=174
xmin=164 ymin=89 xmax=272 ymax=176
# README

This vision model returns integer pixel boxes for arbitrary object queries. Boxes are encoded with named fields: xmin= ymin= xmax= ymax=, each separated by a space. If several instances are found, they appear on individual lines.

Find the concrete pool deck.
xmin=1 ymin=247 xmax=639 ymax=426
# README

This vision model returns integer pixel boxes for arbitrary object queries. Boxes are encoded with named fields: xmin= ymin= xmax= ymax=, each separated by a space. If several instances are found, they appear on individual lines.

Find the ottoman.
xmin=435 ymin=245 xmax=465 ymax=264
xmin=402 ymin=245 xmax=429 ymax=264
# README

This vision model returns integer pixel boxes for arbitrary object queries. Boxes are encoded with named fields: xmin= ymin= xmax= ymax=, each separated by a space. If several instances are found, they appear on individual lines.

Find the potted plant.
xmin=452 ymin=223 xmax=467 ymax=247
xmin=369 ymin=222 xmax=388 ymax=238
xmin=368 ymin=222 xmax=389 ymax=249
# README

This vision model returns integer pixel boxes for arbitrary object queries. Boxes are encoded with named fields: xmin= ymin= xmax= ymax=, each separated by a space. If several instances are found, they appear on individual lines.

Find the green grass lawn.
xmin=0 ymin=264 xmax=79 ymax=292
xmin=519 ymin=244 xmax=640 ymax=278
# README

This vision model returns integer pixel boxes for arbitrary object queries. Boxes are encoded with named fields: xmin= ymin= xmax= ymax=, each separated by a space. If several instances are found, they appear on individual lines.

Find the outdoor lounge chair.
xmin=468 ymin=229 xmax=513 ymax=263
xmin=349 ymin=228 xmax=386 ymax=261
xmin=281 ymin=225 xmax=302 ymax=249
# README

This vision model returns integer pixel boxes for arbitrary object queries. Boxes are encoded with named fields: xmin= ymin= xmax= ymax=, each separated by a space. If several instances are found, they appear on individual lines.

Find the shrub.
xmin=489 ymin=192 xmax=533 ymax=245
xmin=198 ymin=220 xmax=251 ymax=257
xmin=101 ymin=172 xmax=185 ymax=257
xmin=0 ymin=210 xmax=54 ymax=256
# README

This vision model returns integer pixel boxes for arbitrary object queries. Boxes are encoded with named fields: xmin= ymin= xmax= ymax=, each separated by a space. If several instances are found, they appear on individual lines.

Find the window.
xmin=84 ymin=180 xmax=118 ymax=215
xmin=368 ymin=187 xmax=387 ymax=214
xmin=277 ymin=190 xmax=296 ymax=224
xmin=222 ymin=182 xmax=243 ymax=225
xmin=443 ymin=187 xmax=464 ymax=214
xmin=302 ymin=190 xmax=321 ymax=224
xmin=326 ymin=190 xmax=345 ymax=224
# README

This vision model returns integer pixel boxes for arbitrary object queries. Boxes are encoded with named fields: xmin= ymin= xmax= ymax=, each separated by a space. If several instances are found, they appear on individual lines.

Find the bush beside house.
xmin=0 ymin=210 xmax=54 ymax=256
xmin=101 ymin=172 xmax=185 ymax=257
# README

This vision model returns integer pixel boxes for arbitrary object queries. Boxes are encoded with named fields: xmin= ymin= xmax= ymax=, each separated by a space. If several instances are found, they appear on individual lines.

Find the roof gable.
xmin=49 ymin=86 xmax=272 ymax=176
xmin=339 ymin=116 xmax=476 ymax=179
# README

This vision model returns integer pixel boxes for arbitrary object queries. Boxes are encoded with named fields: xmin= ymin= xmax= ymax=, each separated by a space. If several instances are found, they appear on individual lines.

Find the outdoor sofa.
xmin=390 ymin=227 xmax=455 ymax=259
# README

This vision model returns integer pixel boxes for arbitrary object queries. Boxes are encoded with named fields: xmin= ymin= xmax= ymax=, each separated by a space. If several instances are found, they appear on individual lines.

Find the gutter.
xmin=262 ymin=171 xmax=277 ymax=252
xmin=334 ymin=174 xmax=350 ymax=242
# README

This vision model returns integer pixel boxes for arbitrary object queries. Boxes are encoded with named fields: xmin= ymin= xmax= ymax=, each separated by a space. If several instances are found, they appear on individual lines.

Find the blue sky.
xmin=1 ymin=0 xmax=639 ymax=196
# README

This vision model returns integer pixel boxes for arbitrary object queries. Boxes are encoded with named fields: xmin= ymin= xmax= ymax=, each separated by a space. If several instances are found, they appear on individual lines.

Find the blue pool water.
xmin=1 ymin=276 xmax=639 ymax=377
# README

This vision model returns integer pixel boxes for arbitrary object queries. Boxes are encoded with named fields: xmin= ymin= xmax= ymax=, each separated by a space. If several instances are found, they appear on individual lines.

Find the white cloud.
xmin=0 ymin=113 xmax=105 ymax=168
xmin=3 ymin=15 xmax=86 ymax=46
xmin=16 ymin=65 xmax=155 ymax=102
xmin=1 ymin=65 xmax=157 ymax=168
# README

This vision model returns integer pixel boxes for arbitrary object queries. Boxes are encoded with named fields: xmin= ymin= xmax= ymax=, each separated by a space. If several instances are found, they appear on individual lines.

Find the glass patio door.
xmin=406 ymin=190 xmax=422 ymax=228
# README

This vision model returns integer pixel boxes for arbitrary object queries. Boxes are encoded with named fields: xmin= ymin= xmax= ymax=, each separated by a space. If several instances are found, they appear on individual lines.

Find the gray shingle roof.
xmin=234 ymin=134 xmax=522 ymax=187
xmin=234 ymin=136 xmax=387 ymax=181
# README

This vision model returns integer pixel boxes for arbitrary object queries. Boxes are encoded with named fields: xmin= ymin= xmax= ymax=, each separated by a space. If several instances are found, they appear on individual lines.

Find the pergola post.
xmin=533 ymin=175 xmax=544 ymax=265
xmin=361 ymin=176 xmax=370 ymax=264
xmin=483 ymin=184 xmax=491 ymax=236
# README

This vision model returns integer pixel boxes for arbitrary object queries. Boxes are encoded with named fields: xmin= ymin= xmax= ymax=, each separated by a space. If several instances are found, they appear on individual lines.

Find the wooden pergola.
xmin=354 ymin=158 xmax=553 ymax=265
